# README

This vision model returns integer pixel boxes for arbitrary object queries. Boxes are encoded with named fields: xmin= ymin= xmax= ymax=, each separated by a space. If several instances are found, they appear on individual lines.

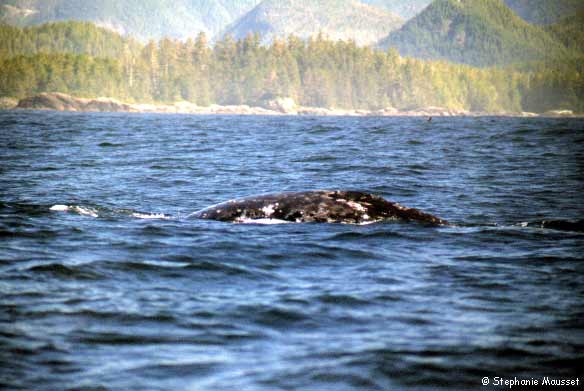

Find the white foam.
xmin=131 ymin=212 xmax=170 ymax=220
xmin=355 ymin=220 xmax=378 ymax=226
xmin=50 ymin=204 xmax=98 ymax=218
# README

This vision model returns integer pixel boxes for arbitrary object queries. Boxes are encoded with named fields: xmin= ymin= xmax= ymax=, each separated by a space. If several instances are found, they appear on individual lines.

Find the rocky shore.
xmin=14 ymin=93 xmax=135 ymax=112
xmin=3 ymin=92 xmax=578 ymax=118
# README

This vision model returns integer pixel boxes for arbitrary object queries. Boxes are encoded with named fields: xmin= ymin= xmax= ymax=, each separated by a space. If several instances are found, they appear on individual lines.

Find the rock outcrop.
xmin=544 ymin=110 xmax=574 ymax=117
xmin=259 ymin=96 xmax=298 ymax=114
xmin=16 ymin=93 xmax=135 ymax=112
xmin=0 ymin=97 xmax=18 ymax=110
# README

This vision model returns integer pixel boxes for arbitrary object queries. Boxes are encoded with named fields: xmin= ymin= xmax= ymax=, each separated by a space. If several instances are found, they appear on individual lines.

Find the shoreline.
xmin=2 ymin=93 xmax=580 ymax=118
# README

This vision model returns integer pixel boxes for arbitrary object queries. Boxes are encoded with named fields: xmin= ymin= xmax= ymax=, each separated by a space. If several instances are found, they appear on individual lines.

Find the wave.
xmin=451 ymin=220 xmax=584 ymax=233
xmin=517 ymin=220 xmax=584 ymax=233
xmin=23 ymin=262 xmax=105 ymax=280
xmin=49 ymin=204 xmax=172 ymax=220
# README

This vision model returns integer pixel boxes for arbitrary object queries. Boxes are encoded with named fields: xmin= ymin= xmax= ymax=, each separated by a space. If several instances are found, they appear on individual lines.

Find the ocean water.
xmin=1 ymin=111 xmax=583 ymax=391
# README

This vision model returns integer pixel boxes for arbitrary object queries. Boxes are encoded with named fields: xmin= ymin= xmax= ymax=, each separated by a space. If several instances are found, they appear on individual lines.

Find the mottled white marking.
xmin=261 ymin=204 xmax=276 ymax=217
xmin=50 ymin=204 xmax=98 ymax=217
xmin=394 ymin=203 xmax=407 ymax=210
xmin=131 ymin=213 xmax=169 ymax=220
xmin=71 ymin=206 xmax=98 ymax=218
xmin=236 ymin=218 xmax=291 ymax=225
xmin=346 ymin=201 xmax=366 ymax=212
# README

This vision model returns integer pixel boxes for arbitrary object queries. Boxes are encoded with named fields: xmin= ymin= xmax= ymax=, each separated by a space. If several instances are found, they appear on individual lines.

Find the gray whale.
xmin=191 ymin=190 xmax=448 ymax=225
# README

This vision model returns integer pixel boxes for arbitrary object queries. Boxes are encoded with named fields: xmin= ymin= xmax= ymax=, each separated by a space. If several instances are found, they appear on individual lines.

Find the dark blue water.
xmin=1 ymin=111 xmax=583 ymax=391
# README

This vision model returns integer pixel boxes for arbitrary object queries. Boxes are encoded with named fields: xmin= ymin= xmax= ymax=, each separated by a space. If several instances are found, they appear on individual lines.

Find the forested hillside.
xmin=515 ymin=57 xmax=584 ymax=114
xmin=0 ymin=21 xmax=140 ymax=58
xmin=378 ymin=0 xmax=574 ymax=67
xmin=1 ymin=21 xmax=582 ymax=114
xmin=221 ymin=0 xmax=403 ymax=46
xmin=356 ymin=0 xmax=584 ymax=23
xmin=545 ymin=10 xmax=584 ymax=54
xmin=503 ymin=0 xmax=584 ymax=24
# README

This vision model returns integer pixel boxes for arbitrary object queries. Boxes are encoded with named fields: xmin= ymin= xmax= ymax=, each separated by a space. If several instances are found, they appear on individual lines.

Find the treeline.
xmin=0 ymin=53 xmax=123 ymax=99
xmin=0 ymin=21 xmax=583 ymax=113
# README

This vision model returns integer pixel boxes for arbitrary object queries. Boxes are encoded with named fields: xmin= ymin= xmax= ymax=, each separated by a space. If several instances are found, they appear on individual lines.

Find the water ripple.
xmin=1 ymin=112 xmax=583 ymax=391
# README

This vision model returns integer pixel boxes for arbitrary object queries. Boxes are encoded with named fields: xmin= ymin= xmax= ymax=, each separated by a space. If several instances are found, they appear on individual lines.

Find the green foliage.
xmin=0 ymin=53 xmax=123 ymax=98
xmin=512 ymin=57 xmax=584 ymax=113
xmin=0 ymin=21 xmax=582 ymax=113
xmin=0 ymin=21 xmax=140 ymax=58
xmin=378 ymin=0 xmax=575 ymax=67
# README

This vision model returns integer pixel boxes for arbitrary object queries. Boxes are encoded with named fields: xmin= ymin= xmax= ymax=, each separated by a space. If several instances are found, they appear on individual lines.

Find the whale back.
xmin=192 ymin=190 xmax=448 ymax=225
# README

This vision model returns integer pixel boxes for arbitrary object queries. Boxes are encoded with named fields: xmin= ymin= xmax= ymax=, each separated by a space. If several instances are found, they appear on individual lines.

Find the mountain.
xmin=503 ymin=0 xmax=584 ymax=24
xmin=221 ymin=0 xmax=403 ymax=46
xmin=359 ymin=0 xmax=432 ymax=19
xmin=0 ymin=0 xmax=262 ymax=40
xmin=2 ymin=0 xmax=582 ymax=45
xmin=545 ymin=9 xmax=584 ymax=54
xmin=347 ymin=0 xmax=583 ymax=23
xmin=377 ymin=0 xmax=572 ymax=67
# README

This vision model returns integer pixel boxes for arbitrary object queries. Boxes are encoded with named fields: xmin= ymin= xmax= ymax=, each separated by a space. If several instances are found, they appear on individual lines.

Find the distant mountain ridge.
xmin=0 ymin=0 xmax=582 ymax=45
xmin=359 ymin=0 xmax=432 ymax=19
xmin=221 ymin=0 xmax=404 ymax=45
xmin=359 ymin=0 xmax=584 ymax=23
xmin=377 ymin=0 xmax=573 ymax=67
xmin=0 ymin=0 xmax=262 ymax=40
